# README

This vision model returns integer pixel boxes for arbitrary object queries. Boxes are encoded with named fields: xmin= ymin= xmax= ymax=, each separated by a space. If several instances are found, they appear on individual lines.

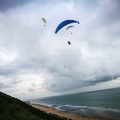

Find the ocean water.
xmin=32 ymin=87 xmax=120 ymax=120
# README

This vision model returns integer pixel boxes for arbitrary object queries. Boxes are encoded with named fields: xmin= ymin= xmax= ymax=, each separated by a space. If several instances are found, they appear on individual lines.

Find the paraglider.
xmin=68 ymin=41 xmax=71 ymax=45
xmin=41 ymin=18 xmax=46 ymax=26
xmin=66 ymin=25 xmax=75 ymax=34
xmin=55 ymin=19 xmax=79 ymax=33
xmin=55 ymin=19 xmax=79 ymax=45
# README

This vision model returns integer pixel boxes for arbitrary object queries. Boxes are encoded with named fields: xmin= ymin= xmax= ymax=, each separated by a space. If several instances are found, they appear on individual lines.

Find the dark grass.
xmin=0 ymin=91 xmax=66 ymax=120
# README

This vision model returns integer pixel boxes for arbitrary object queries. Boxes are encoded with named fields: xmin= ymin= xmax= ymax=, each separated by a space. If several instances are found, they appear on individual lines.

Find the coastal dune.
xmin=31 ymin=103 xmax=109 ymax=120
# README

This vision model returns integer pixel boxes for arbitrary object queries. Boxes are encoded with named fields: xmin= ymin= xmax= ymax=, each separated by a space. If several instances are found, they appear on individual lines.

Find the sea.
xmin=31 ymin=87 xmax=120 ymax=120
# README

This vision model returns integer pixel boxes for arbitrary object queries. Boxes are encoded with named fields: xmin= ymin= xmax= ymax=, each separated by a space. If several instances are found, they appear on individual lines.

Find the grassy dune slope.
xmin=0 ymin=91 xmax=66 ymax=120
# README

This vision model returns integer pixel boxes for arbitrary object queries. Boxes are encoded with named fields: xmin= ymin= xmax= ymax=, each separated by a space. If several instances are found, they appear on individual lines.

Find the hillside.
xmin=0 ymin=91 xmax=66 ymax=120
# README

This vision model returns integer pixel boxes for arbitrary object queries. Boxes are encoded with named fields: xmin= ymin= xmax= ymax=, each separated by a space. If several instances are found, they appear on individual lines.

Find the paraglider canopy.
xmin=66 ymin=25 xmax=74 ymax=31
xmin=41 ymin=18 xmax=46 ymax=23
xmin=41 ymin=18 xmax=46 ymax=26
xmin=55 ymin=19 xmax=79 ymax=33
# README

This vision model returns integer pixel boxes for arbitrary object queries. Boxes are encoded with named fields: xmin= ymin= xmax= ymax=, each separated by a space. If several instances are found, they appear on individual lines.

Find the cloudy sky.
xmin=0 ymin=0 xmax=120 ymax=100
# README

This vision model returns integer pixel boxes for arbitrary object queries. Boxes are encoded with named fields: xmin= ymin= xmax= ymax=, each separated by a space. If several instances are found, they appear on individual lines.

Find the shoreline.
xmin=30 ymin=103 xmax=110 ymax=120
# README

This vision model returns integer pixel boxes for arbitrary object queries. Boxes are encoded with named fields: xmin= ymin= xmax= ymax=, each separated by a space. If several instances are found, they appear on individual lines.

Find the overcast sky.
xmin=0 ymin=0 xmax=120 ymax=100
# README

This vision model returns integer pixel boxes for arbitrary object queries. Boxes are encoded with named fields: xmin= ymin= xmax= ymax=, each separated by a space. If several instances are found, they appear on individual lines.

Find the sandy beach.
xmin=30 ymin=103 xmax=110 ymax=120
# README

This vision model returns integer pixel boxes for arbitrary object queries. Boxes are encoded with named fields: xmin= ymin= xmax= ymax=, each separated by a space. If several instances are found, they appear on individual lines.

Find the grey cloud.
xmin=93 ymin=0 xmax=120 ymax=31
xmin=0 ymin=82 xmax=11 ymax=89
xmin=11 ymin=77 xmax=22 ymax=84
xmin=28 ymin=88 xmax=34 ymax=92
xmin=0 ymin=66 xmax=17 ymax=76
xmin=31 ymin=83 xmax=36 ymax=87
xmin=0 ymin=82 xmax=5 ymax=88
xmin=42 ymin=49 xmax=120 ymax=92
xmin=0 ymin=0 xmax=33 ymax=12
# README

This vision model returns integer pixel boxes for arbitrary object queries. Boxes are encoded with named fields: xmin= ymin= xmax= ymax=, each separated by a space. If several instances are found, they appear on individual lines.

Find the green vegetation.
xmin=0 ymin=91 xmax=66 ymax=120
